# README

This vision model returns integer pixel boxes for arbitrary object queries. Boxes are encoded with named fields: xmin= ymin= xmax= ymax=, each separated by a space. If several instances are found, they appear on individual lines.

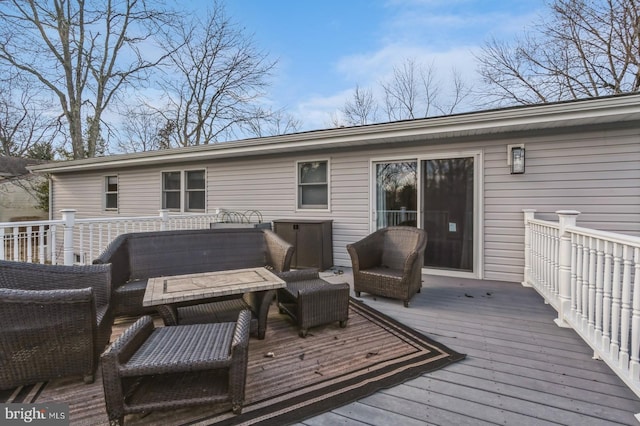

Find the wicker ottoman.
xmin=277 ymin=272 xmax=349 ymax=337
xmin=101 ymin=311 xmax=250 ymax=425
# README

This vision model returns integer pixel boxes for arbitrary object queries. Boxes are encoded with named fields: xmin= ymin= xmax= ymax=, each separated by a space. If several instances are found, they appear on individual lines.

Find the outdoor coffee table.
xmin=143 ymin=267 xmax=286 ymax=308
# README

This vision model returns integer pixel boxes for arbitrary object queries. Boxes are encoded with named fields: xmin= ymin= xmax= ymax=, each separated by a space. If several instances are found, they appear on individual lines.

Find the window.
xmin=297 ymin=160 xmax=329 ymax=209
xmin=105 ymin=176 xmax=118 ymax=210
xmin=162 ymin=170 xmax=206 ymax=212
xmin=162 ymin=171 xmax=181 ymax=211
xmin=185 ymin=170 xmax=205 ymax=211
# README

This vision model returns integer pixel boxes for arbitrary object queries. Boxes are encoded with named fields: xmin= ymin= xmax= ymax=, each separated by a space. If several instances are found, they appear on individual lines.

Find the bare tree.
xmin=116 ymin=104 xmax=165 ymax=153
xmin=336 ymin=58 xmax=470 ymax=125
xmin=476 ymin=0 xmax=640 ymax=106
xmin=341 ymin=85 xmax=378 ymax=126
xmin=242 ymin=108 xmax=301 ymax=138
xmin=0 ymin=73 xmax=59 ymax=157
xmin=0 ymin=0 xmax=175 ymax=159
xmin=381 ymin=59 xmax=444 ymax=120
xmin=157 ymin=1 xmax=276 ymax=146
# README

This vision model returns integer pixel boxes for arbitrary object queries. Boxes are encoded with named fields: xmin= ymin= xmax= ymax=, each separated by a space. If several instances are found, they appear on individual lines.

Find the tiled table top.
xmin=143 ymin=267 xmax=285 ymax=307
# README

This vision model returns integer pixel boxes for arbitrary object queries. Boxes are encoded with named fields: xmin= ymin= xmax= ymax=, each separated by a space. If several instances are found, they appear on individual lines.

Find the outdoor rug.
xmin=2 ymin=298 xmax=465 ymax=425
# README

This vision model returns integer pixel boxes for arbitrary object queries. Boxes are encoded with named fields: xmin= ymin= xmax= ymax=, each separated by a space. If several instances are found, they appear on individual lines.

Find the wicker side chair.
xmin=0 ymin=260 xmax=112 ymax=389
xmin=347 ymin=226 xmax=427 ymax=307
xmin=156 ymin=289 xmax=275 ymax=339
xmin=101 ymin=311 xmax=251 ymax=425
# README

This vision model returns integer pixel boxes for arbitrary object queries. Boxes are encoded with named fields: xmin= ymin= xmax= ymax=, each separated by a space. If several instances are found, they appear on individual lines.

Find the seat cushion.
xmin=177 ymin=299 xmax=253 ymax=325
xmin=121 ymin=322 xmax=237 ymax=376
xmin=359 ymin=266 xmax=404 ymax=280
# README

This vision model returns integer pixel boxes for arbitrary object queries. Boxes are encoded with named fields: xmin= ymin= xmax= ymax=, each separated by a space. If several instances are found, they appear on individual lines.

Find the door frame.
xmin=369 ymin=150 xmax=484 ymax=279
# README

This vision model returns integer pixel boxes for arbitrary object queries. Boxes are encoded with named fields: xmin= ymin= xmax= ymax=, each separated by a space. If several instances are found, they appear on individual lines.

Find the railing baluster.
xmin=611 ymin=243 xmax=622 ymax=358
xmin=630 ymin=247 xmax=640 ymax=379
xmin=88 ymin=223 xmax=94 ymax=263
xmin=602 ymin=241 xmax=613 ymax=349
xmin=588 ymin=237 xmax=597 ymax=337
xmin=12 ymin=227 xmax=18 ymax=261
xmin=38 ymin=226 xmax=46 ymax=264
xmin=595 ymin=239 xmax=604 ymax=347
xmin=79 ymin=224 xmax=85 ymax=264
xmin=0 ymin=227 xmax=4 ymax=260
xmin=575 ymin=236 xmax=584 ymax=322
xmin=619 ymin=245 xmax=632 ymax=369
xmin=552 ymin=228 xmax=559 ymax=297
xmin=570 ymin=234 xmax=578 ymax=317
xmin=581 ymin=236 xmax=590 ymax=330
xmin=26 ymin=226 xmax=33 ymax=263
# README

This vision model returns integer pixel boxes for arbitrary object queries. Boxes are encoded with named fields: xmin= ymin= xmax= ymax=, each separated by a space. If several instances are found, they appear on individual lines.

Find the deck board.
xmin=301 ymin=271 xmax=640 ymax=426
xmin=7 ymin=270 xmax=639 ymax=425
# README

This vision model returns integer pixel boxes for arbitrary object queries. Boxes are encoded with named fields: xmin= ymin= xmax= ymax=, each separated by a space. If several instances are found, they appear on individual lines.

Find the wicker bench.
xmin=277 ymin=270 xmax=349 ymax=337
xmin=94 ymin=228 xmax=293 ymax=317
xmin=101 ymin=311 xmax=251 ymax=425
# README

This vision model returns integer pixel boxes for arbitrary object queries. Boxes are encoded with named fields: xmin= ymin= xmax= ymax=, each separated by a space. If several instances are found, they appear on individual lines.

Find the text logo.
xmin=1 ymin=404 xmax=68 ymax=425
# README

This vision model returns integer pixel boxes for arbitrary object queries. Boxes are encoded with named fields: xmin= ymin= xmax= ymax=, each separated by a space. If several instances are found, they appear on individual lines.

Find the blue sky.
xmin=197 ymin=1 xmax=550 ymax=131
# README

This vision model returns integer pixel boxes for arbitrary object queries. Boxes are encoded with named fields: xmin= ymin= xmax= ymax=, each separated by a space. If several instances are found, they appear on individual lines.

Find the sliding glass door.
xmin=372 ymin=155 xmax=477 ymax=274
xmin=373 ymin=161 xmax=417 ymax=229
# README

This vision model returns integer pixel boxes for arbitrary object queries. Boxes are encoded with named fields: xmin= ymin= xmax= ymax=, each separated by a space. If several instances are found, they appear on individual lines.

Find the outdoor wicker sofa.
xmin=0 ymin=260 xmax=112 ymax=389
xmin=347 ymin=226 xmax=427 ymax=307
xmin=276 ymin=269 xmax=350 ymax=337
xmin=93 ymin=228 xmax=294 ymax=317
xmin=101 ymin=310 xmax=251 ymax=425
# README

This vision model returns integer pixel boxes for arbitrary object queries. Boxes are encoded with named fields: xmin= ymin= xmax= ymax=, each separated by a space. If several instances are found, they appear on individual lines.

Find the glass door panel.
xmin=374 ymin=161 xmax=417 ymax=229
xmin=422 ymin=157 xmax=474 ymax=271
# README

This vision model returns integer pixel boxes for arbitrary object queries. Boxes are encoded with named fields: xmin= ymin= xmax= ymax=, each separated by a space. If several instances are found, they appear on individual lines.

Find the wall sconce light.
xmin=507 ymin=144 xmax=525 ymax=174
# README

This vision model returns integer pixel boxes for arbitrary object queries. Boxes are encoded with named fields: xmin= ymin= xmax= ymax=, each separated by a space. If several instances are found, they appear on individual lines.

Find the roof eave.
xmin=29 ymin=94 xmax=640 ymax=174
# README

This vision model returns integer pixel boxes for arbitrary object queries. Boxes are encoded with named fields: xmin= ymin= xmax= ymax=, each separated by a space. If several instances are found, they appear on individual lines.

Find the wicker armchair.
xmin=156 ymin=289 xmax=275 ymax=339
xmin=0 ymin=260 xmax=112 ymax=389
xmin=101 ymin=311 xmax=251 ymax=425
xmin=347 ymin=226 xmax=427 ymax=307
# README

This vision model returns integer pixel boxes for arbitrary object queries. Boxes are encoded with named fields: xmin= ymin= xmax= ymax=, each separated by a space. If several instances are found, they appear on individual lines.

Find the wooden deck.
xmin=8 ymin=270 xmax=639 ymax=425
xmin=304 ymin=270 xmax=640 ymax=426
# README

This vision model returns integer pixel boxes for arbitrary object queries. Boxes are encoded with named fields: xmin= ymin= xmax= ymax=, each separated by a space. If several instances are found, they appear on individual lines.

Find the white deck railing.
xmin=0 ymin=209 xmax=242 ymax=265
xmin=523 ymin=209 xmax=640 ymax=398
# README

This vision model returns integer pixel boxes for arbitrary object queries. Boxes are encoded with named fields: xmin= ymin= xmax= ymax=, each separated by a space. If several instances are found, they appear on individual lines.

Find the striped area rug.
xmin=2 ymin=298 xmax=465 ymax=425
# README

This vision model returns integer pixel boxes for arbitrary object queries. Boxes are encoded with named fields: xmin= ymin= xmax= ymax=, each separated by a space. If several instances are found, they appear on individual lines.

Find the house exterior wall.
xmin=49 ymin=125 xmax=640 ymax=284
xmin=0 ymin=175 xmax=47 ymax=222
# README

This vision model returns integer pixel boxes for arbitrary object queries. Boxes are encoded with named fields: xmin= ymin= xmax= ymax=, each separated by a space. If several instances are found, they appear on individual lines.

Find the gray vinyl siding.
xmin=49 ymin=126 xmax=639 ymax=283
xmin=482 ymin=128 xmax=640 ymax=282
xmin=51 ymin=172 xmax=105 ymax=217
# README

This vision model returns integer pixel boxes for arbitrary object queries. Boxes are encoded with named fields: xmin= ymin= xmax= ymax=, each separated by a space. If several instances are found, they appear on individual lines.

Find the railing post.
xmin=0 ymin=227 xmax=4 ymax=260
xmin=61 ymin=209 xmax=76 ymax=266
xmin=159 ymin=209 xmax=170 ymax=231
xmin=522 ymin=209 xmax=537 ymax=287
xmin=555 ymin=210 xmax=580 ymax=328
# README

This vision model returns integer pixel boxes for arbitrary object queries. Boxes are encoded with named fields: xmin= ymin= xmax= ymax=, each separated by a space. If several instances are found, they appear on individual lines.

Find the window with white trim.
xmin=297 ymin=160 xmax=329 ymax=209
xmin=162 ymin=170 xmax=206 ymax=212
xmin=185 ymin=170 xmax=205 ymax=211
xmin=105 ymin=175 xmax=118 ymax=210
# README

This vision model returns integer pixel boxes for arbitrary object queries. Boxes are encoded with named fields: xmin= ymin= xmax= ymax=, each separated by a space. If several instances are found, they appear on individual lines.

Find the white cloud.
xmin=289 ymin=2 xmax=547 ymax=131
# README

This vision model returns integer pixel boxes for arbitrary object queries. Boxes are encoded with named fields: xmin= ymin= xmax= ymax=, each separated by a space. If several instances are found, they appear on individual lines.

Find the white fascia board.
xmin=29 ymin=94 xmax=640 ymax=174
